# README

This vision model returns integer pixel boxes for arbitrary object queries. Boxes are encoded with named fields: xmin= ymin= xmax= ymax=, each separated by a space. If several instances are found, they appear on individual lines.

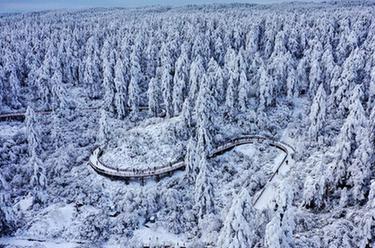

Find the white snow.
xmin=0 ymin=237 xmax=80 ymax=248
xmin=234 ymin=144 xmax=256 ymax=157
xmin=0 ymin=123 xmax=24 ymax=138
xmin=102 ymin=117 xmax=187 ymax=170
xmin=25 ymin=204 xmax=76 ymax=238
xmin=16 ymin=195 xmax=34 ymax=213
xmin=133 ymin=224 xmax=187 ymax=246
xmin=254 ymin=144 xmax=295 ymax=210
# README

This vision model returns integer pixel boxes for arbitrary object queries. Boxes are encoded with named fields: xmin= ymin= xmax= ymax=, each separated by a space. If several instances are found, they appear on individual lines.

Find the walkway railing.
xmin=0 ymin=106 xmax=156 ymax=122
xmin=88 ymin=135 xmax=295 ymax=180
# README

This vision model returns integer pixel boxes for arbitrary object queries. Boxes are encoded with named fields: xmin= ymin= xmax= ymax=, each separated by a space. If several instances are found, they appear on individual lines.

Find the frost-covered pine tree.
xmin=172 ymin=51 xmax=189 ymax=115
xmin=214 ymin=35 xmax=225 ymax=66
xmin=370 ymin=106 xmax=375 ymax=148
xmin=360 ymin=211 xmax=375 ymax=248
xmin=50 ymin=110 xmax=64 ymax=150
xmin=114 ymin=59 xmax=128 ymax=119
xmin=161 ymin=64 xmax=174 ymax=118
xmin=264 ymin=211 xmax=284 ymax=248
xmin=258 ymin=65 xmax=274 ymax=111
xmin=309 ymin=56 xmax=323 ymax=97
xmin=145 ymin=36 xmax=159 ymax=80
xmin=238 ymin=71 xmax=249 ymax=112
xmin=84 ymin=36 xmax=101 ymax=99
xmin=286 ymin=67 xmax=297 ymax=100
xmin=184 ymin=136 xmax=199 ymax=182
xmin=25 ymin=107 xmax=39 ymax=158
xmin=206 ymin=58 xmax=225 ymax=104
xmin=302 ymin=156 xmax=328 ymax=209
xmin=333 ymin=50 xmax=364 ymax=116
xmin=52 ymin=147 xmax=70 ymax=179
xmin=129 ymin=47 xmax=142 ymax=118
xmin=36 ymin=53 xmax=53 ymax=108
xmin=102 ymin=40 xmax=116 ymax=113
xmin=225 ymin=50 xmax=240 ymax=119
xmin=308 ymin=84 xmax=327 ymax=142
xmin=369 ymin=66 xmax=375 ymax=108
xmin=0 ymin=173 xmax=14 ymax=234
xmin=225 ymin=73 xmax=238 ymax=121
xmin=98 ymin=108 xmax=110 ymax=146
xmin=194 ymin=155 xmax=214 ymax=220
xmin=330 ymin=85 xmax=369 ymax=191
xmin=217 ymin=189 xmax=258 ymax=248
xmin=265 ymin=183 xmax=295 ymax=248
xmin=147 ymin=76 xmax=161 ymax=117
xmin=296 ymin=57 xmax=309 ymax=96
xmin=182 ymin=96 xmax=194 ymax=129
xmin=7 ymin=68 xmax=21 ymax=108
xmin=51 ymin=66 xmax=68 ymax=111
xmin=26 ymin=107 xmax=47 ymax=191
xmin=195 ymin=74 xmax=217 ymax=154
xmin=348 ymin=132 xmax=372 ymax=203
xmin=0 ymin=65 xmax=4 ymax=110
xmin=188 ymin=56 xmax=205 ymax=104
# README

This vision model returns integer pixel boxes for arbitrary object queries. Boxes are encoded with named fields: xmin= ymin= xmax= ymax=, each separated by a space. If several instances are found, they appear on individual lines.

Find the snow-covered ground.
xmin=0 ymin=237 xmax=81 ymax=248
xmin=102 ymin=117 xmax=188 ymax=170
xmin=0 ymin=123 xmax=24 ymax=138
xmin=133 ymin=224 xmax=187 ymax=246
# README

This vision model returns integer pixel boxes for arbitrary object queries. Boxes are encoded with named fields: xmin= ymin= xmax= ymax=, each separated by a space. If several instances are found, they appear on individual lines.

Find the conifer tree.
xmin=102 ymin=40 xmax=116 ymax=114
xmin=188 ymin=56 xmax=205 ymax=106
xmin=308 ymin=84 xmax=327 ymax=142
xmin=238 ymin=71 xmax=249 ymax=112
xmin=98 ymin=108 xmax=110 ymax=146
xmin=84 ymin=36 xmax=101 ymax=99
xmin=161 ymin=64 xmax=173 ymax=118
xmin=172 ymin=51 xmax=189 ymax=115
xmin=51 ymin=66 xmax=68 ymax=111
xmin=258 ymin=65 xmax=274 ymax=110
xmin=114 ymin=59 xmax=128 ymax=119
xmin=195 ymin=74 xmax=217 ymax=154
xmin=217 ymin=189 xmax=258 ymax=248
xmin=129 ymin=47 xmax=142 ymax=117
xmin=330 ymin=86 xmax=369 ymax=192
xmin=147 ymin=76 xmax=161 ymax=117
xmin=0 ymin=173 xmax=14 ymax=234
xmin=26 ymin=107 xmax=47 ymax=191
xmin=206 ymin=58 xmax=225 ymax=104
xmin=194 ymin=155 xmax=214 ymax=220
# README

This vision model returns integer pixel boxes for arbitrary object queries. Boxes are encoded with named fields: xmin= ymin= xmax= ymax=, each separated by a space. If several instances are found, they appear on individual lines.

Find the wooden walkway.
xmin=89 ymin=135 xmax=295 ymax=207
xmin=89 ymin=135 xmax=295 ymax=180
xmin=0 ymin=106 xmax=155 ymax=122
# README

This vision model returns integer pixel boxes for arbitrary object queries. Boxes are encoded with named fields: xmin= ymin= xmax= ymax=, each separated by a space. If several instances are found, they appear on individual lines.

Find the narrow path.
xmin=0 ymin=107 xmax=99 ymax=121
xmin=0 ymin=237 xmax=87 ymax=248
xmin=88 ymin=135 xmax=295 ymax=208
xmin=0 ymin=106 xmax=153 ymax=121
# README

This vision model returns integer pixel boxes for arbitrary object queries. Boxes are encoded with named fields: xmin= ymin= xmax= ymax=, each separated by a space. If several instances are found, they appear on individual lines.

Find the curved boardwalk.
xmin=89 ymin=134 xmax=295 ymax=208
xmin=89 ymin=135 xmax=295 ymax=179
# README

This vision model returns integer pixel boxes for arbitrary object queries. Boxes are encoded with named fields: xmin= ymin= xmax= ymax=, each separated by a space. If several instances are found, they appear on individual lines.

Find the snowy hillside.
xmin=1 ymin=1 xmax=375 ymax=247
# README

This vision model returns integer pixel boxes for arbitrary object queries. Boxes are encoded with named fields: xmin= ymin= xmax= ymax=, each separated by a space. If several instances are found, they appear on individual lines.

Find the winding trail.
xmin=88 ymin=135 xmax=295 ymax=208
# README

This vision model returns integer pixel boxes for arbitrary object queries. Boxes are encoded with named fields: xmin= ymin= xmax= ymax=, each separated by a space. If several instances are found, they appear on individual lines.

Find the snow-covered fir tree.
xmin=217 ymin=189 xmax=258 ymax=248
xmin=308 ymin=84 xmax=327 ymax=142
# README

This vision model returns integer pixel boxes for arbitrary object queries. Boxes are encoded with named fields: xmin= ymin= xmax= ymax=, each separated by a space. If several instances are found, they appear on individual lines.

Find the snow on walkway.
xmin=253 ymin=141 xmax=295 ymax=210
xmin=0 ymin=237 xmax=81 ymax=248
xmin=133 ymin=225 xmax=187 ymax=246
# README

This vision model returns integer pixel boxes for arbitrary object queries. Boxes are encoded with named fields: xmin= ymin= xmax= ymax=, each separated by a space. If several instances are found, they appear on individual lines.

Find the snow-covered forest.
xmin=0 ymin=1 xmax=375 ymax=247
